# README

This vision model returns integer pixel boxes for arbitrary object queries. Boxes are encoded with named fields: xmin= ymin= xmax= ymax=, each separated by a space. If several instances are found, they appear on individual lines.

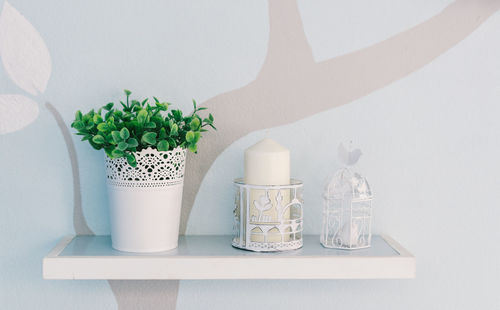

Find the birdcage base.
xmin=321 ymin=243 xmax=371 ymax=250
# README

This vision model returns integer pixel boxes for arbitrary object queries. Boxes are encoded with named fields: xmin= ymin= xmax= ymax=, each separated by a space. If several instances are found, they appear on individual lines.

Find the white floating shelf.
xmin=43 ymin=235 xmax=415 ymax=280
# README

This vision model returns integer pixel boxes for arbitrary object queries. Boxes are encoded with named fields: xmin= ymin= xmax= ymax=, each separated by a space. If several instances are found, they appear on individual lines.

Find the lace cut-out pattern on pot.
xmin=105 ymin=147 xmax=186 ymax=188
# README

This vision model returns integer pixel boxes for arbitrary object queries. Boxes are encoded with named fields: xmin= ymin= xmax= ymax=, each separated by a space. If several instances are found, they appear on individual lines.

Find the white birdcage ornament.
xmin=320 ymin=143 xmax=373 ymax=250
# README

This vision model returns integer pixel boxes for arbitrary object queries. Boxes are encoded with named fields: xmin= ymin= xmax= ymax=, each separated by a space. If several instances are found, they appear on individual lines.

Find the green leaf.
xmin=105 ymin=134 xmax=114 ymax=143
xmin=127 ymin=138 xmax=138 ymax=148
xmin=104 ymin=102 xmax=114 ymax=111
xmin=172 ymin=110 xmax=182 ymax=121
xmin=129 ymin=120 xmax=138 ymax=131
xmin=188 ymin=143 xmax=197 ymax=153
xmin=159 ymin=127 xmax=167 ymax=139
xmin=111 ymin=148 xmax=124 ymax=158
xmin=111 ymin=131 xmax=122 ymax=143
xmin=93 ymin=114 xmax=103 ymax=124
xmin=81 ymin=135 xmax=92 ymax=141
xmin=197 ymin=107 xmax=207 ymax=111
xmin=104 ymin=147 xmax=114 ymax=158
xmin=190 ymin=118 xmax=201 ymax=131
xmin=145 ymin=122 xmax=156 ymax=129
xmin=209 ymin=113 xmax=214 ymax=122
xmin=104 ymin=110 xmax=113 ymax=120
xmin=155 ymin=102 xmax=167 ymax=111
xmin=124 ymin=89 xmax=131 ymax=96
xmin=170 ymin=123 xmax=178 ymax=136
xmin=75 ymin=110 xmax=83 ymax=121
xmin=141 ymin=132 xmax=157 ymax=145
xmin=151 ymin=115 xmax=164 ymax=127
xmin=117 ymin=141 xmax=128 ymax=151
xmin=193 ymin=131 xmax=201 ymax=143
xmin=166 ymin=137 xmax=176 ymax=148
xmin=72 ymin=121 xmax=85 ymax=130
xmin=97 ymin=123 xmax=109 ymax=132
xmin=120 ymin=127 xmax=130 ymax=140
xmin=185 ymin=131 xmax=195 ymax=143
xmin=125 ymin=153 xmax=137 ymax=167
xmin=192 ymin=99 xmax=197 ymax=110
xmin=92 ymin=135 xmax=105 ymax=144
xmin=89 ymin=140 xmax=102 ymax=150
xmin=82 ymin=113 xmax=91 ymax=122
xmin=157 ymin=140 xmax=169 ymax=151
xmin=137 ymin=109 xmax=148 ymax=124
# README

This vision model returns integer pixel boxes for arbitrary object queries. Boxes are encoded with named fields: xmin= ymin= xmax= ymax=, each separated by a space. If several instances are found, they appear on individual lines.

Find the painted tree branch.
xmin=179 ymin=0 xmax=500 ymax=234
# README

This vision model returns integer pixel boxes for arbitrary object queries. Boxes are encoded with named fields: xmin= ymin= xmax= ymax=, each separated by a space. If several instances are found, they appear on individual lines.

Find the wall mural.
xmin=0 ymin=1 xmax=49 ymax=134
xmin=0 ymin=0 xmax=499 ymax=309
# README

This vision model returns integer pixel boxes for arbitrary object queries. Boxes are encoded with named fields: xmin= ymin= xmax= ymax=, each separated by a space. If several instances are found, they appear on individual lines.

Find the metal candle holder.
xmin=232 ymin=178 xmax=304 ymax=252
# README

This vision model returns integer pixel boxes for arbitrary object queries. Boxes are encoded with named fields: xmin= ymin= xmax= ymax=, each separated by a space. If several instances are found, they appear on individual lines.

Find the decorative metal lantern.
xmin=232 ymin=179 xmax=303 ymax=252
xmin=321 ymin=143 xmax=373 ymax=250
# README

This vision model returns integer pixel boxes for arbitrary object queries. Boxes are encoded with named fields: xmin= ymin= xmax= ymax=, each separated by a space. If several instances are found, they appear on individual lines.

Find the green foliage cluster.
xmin=71 ymin=90 xmax=215 ymax=167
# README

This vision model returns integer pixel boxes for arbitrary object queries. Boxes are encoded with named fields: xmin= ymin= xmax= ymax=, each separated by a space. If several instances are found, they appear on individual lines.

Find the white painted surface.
xmin=43 ymin=235 xmax=415 ymax=280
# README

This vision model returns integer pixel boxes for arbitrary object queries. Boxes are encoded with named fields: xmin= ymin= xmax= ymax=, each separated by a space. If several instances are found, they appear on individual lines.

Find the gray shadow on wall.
xmin=50 ymin=0 xmax=500 ymax=309
xmin=46 ymin=102 xmax=92 ymax=235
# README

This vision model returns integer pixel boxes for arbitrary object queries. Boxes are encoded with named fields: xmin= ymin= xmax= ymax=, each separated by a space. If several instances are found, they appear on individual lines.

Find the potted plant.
xmin=71 ymin=90 xmax=215 ymax=252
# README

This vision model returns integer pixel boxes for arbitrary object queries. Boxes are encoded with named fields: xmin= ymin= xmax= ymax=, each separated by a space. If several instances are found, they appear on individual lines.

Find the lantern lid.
xmin=324 ymin=168 xmax=372 ymax=200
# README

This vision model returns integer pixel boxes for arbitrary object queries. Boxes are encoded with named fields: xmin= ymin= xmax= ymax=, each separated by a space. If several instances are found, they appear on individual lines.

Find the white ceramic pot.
xmin=105 ymin=147 xmax=187 ymax=253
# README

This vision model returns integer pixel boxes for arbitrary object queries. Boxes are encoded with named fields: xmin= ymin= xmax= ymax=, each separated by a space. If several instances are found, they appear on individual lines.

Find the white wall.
xmin=1 ymin=1 xmax=499 ymax=309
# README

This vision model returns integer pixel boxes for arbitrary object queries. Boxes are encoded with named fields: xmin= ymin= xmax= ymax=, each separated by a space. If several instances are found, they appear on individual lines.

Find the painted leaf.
xmin=0 ymin=1 xmax=52 ymax=95
xmin=0 ymin=94 xmax=38 ymax=134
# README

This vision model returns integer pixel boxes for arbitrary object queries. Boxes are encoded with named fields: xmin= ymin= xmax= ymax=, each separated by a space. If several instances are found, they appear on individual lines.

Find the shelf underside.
xmin=43 ymin=235 xmax=415 ymax=280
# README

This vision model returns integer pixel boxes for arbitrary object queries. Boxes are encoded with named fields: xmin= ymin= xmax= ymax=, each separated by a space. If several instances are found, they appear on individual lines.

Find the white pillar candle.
xmin=244 ymin=138 xmax=290 ymax=185
xmin=243 ymin=138 xmax=291 ymax=243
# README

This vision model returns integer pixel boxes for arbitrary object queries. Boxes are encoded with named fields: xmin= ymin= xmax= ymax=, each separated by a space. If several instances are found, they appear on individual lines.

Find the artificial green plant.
xmin=71 ymin=90 xmax=215 ymax=167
